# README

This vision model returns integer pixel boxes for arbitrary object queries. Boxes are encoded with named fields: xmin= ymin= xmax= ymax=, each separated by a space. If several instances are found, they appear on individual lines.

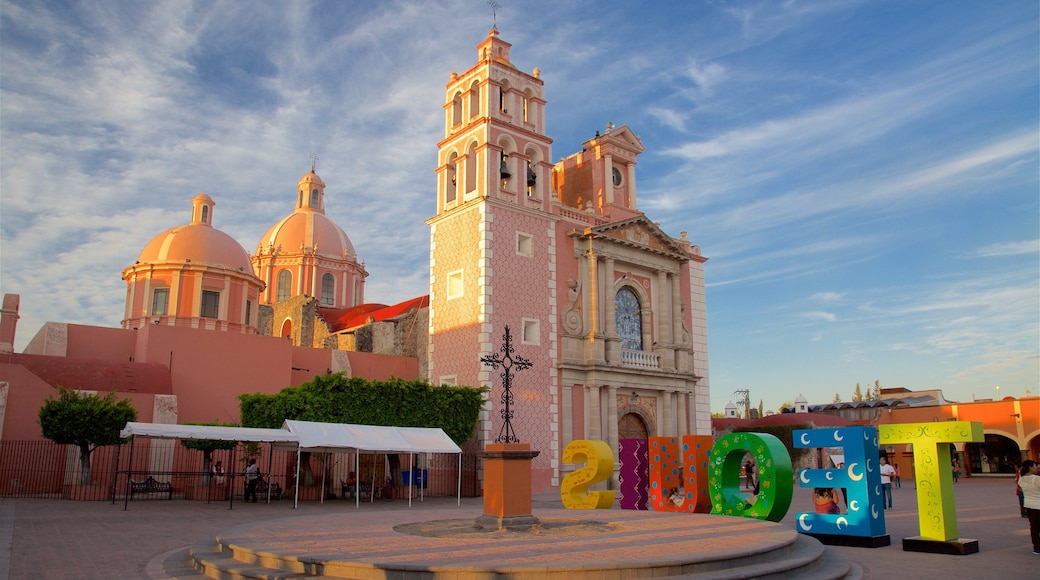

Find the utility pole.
xmin=733 ymin=389 xmax=751 ymax=419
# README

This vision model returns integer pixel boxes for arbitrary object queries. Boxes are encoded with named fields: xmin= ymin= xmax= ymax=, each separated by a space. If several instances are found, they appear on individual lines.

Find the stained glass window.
xmin=615 ymin=287 xmax=642 ymax=350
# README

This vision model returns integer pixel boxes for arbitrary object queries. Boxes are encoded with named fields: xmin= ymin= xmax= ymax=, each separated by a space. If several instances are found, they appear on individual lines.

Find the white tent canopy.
xmin=282 ymin=419 xmax=462 ymax=454
xmin=118 ymin=420 xmax=463 ymax=508
xmin=120 ymin=422 xmax=300 ymax=443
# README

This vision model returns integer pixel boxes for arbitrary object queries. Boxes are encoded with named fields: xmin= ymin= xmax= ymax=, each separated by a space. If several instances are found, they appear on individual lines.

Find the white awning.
xmin=282 ymin=419 xmax=461 ymax=454
xmin=120 ymin=421 xmax=299 ymax=443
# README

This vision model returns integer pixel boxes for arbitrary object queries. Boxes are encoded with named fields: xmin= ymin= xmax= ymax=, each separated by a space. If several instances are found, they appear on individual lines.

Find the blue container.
xmin=402 ymin=469 xmax=428 ymax=488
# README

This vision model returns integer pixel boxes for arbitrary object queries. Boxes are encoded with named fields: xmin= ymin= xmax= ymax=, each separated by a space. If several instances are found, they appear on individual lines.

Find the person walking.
xmin=893 ymin=464 xmax=901 ymax=489
xmin=1018 ymin=460 xmax=1040 ymax=554
xmin=245 ymin=458 xmax=260 ymax=503
xmin=880 ymin=456 xmax=896 ymax=510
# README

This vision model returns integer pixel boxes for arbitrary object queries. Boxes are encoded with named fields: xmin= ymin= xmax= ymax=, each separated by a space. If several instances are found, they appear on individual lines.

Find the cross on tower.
xmin=309 ymin=153 xmax=319 ymax=172
xmin=488 ymin=0 xmax=501 ymax=30
xmin=481 ymin=325 xmax=532 ymax=443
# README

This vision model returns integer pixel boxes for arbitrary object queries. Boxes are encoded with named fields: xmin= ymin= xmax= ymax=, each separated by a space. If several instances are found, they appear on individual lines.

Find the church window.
xmin=469 ymin=80 xmax=480 ymax=118
xmin=200 ymin=205 xmax=209 ymax=224
xmin=452 ymin=92 xmax=463 ymax=126
xmin=245 ymin=300 xmax=252 ymax=325
xmin=447 ymin=270 xmax=464 ymax=300
xmin=310 ymin=189 xmax=319 ymax=209
xmin=615 ymin=287 xmax=642 ymax=350
xmin=151 ymin=288 xmax=168 ymax=316
xmin=522 ymin=318 xmax=540 ymax=345
xmin=446 ymin=153 xmax=458 ymax=204
xmin=465 ymin=143 xmax=477 ymax=194
xmin=523 ymin=96 xmax=529 ymax=122
xmin=516 ymin=232 xmax=533 ymax=257
xmin=321 ymin=273 xmax=335 ymax=306
xmin=201 ymin=290 xmax=220 ymax=319
xmin=276 ymin=270 xmax=292 ymax=302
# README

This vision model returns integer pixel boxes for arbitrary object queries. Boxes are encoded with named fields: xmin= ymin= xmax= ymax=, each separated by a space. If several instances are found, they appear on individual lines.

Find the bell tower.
xmin=427 ymin=29 xmax=558 ymax=482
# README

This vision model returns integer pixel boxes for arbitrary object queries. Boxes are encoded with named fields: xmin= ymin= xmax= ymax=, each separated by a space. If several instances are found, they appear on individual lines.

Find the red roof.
xmin=713 ymin=412 xmax=855 ymax=432
xmin=321 ymin=296 xmax=430 ymax=332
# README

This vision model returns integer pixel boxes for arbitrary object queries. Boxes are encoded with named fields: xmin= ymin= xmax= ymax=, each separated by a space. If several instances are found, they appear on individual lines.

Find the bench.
xmin=129 ymin=476 xmax=173 ymax=499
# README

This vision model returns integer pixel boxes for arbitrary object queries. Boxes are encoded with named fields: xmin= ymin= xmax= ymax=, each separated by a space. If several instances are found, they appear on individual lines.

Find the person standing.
xmin=212 ymin=460 xmax=225 ymax=486
xmin=245 ymin=458 xmax=260 ymax=503
xmin=1017 ymin=460 xmax=1040 ymax=555
xmin=1017 ymin=466 xmax=1028 ymax=518
xmin=893 ymin=464 xmax=901 ymax=489
xmin=879 ymin=456 xmax=896 ymax=509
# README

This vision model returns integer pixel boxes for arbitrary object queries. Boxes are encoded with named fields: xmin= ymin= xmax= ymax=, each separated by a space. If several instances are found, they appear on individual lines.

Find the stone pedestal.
xmin=476 ymin=443 xmax=540 ymax=530
xmin=903 ymin=536 xmax=979 ymax=555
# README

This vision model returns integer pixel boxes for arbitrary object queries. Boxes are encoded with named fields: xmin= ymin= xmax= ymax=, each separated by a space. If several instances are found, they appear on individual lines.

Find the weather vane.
xmin=481 ymin=325 xmax=532 ymax=443
xmin=309 ymin=152 xmax=319 ymax=172
xmin=488 ymin=0 xmax=501 ymax=30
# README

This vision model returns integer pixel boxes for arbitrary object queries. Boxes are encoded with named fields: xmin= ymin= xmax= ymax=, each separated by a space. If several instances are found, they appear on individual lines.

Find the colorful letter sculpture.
xmin=647 ymin=435 xmax=712 ymax=513
xmin=709 ymin=432 xmax=792 ymax=521
xmin=794 ymin=427 xmax=890 ymax=547
xmin=618 ymin=438 xmax=649 ymax=510
xmin=879 ymin=421 xmax=984 ymax=554
xmin=560 ymin=439 xmax=616 ymax=509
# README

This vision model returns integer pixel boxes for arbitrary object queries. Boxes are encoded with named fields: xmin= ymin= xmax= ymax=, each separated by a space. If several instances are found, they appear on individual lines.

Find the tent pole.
xmin=293 ymin=446 xmax=301 ymax=509
xmin=408 ymin=453 xmax=413 ymax=507
xmin=123 ymin=435 xmax=136 ymax=511
xmin=320 ymin=453 xmax=326 ymax=505
xmin=265 ymin=445 xmax=274 ymax=504
xmin=457 ymin=453 xmax=462 ymax=506
xmin=355 ymin=452 xmax=360 ymax=508
xmin=228 ymin=443 xmax=237 ymax=510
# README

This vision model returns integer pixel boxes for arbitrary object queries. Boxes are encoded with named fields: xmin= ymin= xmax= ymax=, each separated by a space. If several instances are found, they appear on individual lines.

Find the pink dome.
xmin=256 ymin=171 xmax=356 ymax=259
xmin=257 ymin=211 xmax=356 ymax=259
xmin=136 ymin=194 xmax=253 ymax=272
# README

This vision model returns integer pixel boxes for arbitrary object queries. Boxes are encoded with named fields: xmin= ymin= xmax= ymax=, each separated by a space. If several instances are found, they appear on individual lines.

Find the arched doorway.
xmin=966 ymin=433 xmax=1021 ymax=474
xmin=618 ymin=412 xmax=649 ymax=439
xmin=280 ymin=319 xmax=292 ymax=339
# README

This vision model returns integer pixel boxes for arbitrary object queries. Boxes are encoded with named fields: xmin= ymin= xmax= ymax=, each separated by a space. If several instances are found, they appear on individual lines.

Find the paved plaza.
xmin=0 ymin=477 xmax=1034 ymax=579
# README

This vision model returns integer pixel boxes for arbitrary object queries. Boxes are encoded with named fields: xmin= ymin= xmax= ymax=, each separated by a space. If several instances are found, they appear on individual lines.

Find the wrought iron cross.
xmin=488 ymin=0 xmax=501 ymax=30
xmin=481 ymin=325 xmax=532 ymax=443
xmin=309 ymin=152 xmax=319 ymax=172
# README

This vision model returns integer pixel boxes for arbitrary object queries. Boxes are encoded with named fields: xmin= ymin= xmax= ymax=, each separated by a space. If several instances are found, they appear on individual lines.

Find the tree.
xmin=869 ymin=380 xmax=882 ymax=401
xmin=833 ymin=393 xmax=842 ymax=403
xmin=38 ymin=387 xmax=137 ymax=485
xmin=852 ymin=383 xmax=863 ymax=402
xmin=179 ymin=420 xmax=239 ymax=484
xmin=758 ymin=399 xmax=764 ymax=418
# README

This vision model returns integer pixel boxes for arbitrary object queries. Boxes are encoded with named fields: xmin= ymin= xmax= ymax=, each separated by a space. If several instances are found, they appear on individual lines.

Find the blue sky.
xmin=1 ymin=1 xmax=1037 ymax=414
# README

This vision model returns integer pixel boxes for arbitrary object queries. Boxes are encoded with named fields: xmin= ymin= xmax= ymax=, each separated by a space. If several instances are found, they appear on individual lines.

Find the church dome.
xmin=256 ymin=170 xmax=356 ymax=260
xmin=136 ymin=194 xmax=253 ymax=272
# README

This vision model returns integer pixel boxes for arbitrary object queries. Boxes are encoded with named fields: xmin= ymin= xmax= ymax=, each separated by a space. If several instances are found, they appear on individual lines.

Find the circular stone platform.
xmin=188 ymin=504 xmax=858 ymax=579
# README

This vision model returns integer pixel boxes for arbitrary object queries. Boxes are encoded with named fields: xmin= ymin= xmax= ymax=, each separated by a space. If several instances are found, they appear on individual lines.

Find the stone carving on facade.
xmin=154 ymin=394 xmax=178 ymax=419
xmin=561 ymin=278 xmax=582 ymax=335
xmin=46 ymin=323 xmax=68 ymax=346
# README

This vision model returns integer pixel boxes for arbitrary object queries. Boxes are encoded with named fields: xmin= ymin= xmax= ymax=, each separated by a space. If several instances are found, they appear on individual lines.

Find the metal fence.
xmin=0 ymin=440 xmax=481 ymax=501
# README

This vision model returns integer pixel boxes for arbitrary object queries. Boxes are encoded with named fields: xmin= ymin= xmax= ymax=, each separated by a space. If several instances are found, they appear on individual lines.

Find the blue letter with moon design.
xmin=793 ymin=426 xmax=886 ymax=538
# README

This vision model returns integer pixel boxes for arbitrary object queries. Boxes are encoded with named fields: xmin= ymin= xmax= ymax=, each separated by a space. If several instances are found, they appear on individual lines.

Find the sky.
xmin=1 ymin=0 xmax=1037 ymax=415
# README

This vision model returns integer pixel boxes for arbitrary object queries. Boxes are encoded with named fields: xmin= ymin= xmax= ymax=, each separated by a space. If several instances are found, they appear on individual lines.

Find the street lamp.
xmin=995 ymin=385 xmax=1000 ymax=400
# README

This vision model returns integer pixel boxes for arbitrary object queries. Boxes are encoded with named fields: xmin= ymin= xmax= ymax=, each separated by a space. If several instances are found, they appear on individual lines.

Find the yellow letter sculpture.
xmin=879 ymin=421 xmax=983 ymax=549
xmin=561 ymin=439 xmax=616 ymax=509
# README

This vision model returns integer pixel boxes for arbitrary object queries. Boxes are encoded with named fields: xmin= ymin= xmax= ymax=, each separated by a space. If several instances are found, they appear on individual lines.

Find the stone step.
xmin=185 ymin=532 xmax=859 ymax=580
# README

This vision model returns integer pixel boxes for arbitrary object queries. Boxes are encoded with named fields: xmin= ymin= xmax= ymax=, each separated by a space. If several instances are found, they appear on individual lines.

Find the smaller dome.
xmin=794 ymin=394 xmax=808 ymax=404
xmin=136 ymin=195 xmax=253 ymax=272
xmin=724 ymin=402 xmax=737 ymax=410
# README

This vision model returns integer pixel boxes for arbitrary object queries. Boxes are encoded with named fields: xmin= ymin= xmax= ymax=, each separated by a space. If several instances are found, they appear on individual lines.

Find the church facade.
xmin=428 ymin=30 xmax=710 ymax=490
xmin=0 ymin=29 xmax=710 ymax=494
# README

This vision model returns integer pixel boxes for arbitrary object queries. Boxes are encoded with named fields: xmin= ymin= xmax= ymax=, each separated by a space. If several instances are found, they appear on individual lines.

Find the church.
xmin=0 ymin=29 xmax=710 ymax=492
